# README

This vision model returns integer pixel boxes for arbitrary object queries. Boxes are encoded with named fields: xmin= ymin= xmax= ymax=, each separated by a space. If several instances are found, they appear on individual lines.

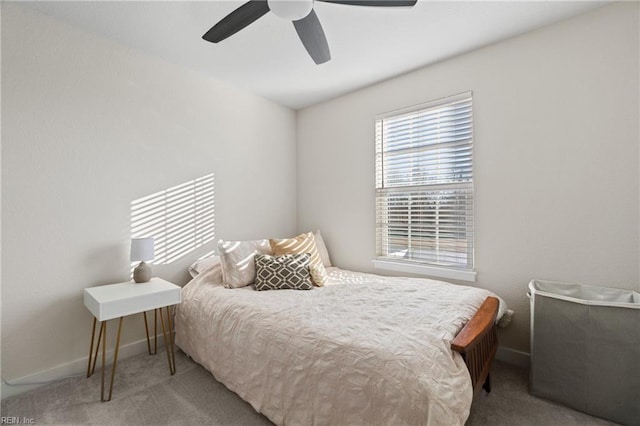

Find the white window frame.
xmin=372 ymin=92 xmax=476 ymax=282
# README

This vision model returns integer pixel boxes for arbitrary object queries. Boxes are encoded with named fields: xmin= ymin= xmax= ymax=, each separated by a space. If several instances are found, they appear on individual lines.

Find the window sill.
xmin=371 ymin=259 xmax=476 ymax=283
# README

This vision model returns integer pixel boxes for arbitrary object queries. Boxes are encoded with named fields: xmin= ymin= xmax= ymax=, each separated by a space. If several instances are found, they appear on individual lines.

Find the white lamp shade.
xmin=130 ymin=238 xmax=155 ymax=262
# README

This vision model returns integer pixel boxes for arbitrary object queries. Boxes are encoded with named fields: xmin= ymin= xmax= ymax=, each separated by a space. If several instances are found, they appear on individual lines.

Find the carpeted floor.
xmin=1 ymin=350 xmax=618 ymax=425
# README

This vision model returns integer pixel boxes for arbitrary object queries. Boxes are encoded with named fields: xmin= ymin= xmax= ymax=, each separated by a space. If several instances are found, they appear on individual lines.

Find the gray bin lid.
xmin=528 ymin=279 xmax=640 ymax=308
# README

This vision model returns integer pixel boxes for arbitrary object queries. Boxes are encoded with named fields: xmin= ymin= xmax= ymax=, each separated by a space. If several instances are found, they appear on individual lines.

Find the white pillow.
xmin=198 ymin=262 xmax=224 ymax=285
xmin=188 ymin=255 xmax=221 ymax=278
xmin=313 ymin=230 xmax=332 ymax=267
xmin=218 ymin=239 xmax=273 ymax=288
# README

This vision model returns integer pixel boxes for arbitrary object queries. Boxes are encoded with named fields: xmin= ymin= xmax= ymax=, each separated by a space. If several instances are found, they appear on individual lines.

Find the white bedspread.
xmin=175 ymin=267 xmax=505 ymax=426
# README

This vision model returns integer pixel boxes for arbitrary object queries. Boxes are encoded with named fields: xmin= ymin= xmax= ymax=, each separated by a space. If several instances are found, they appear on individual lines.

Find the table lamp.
xmin=130 ymin=237 xmax=154 ymax=283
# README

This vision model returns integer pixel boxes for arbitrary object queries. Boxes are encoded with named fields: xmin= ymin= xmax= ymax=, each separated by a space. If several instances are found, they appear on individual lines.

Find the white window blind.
xmin=375 ymin=92 xmax=474 ymax=272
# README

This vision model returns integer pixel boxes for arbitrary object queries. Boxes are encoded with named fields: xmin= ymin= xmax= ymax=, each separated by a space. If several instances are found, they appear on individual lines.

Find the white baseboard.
xmin=1 ymin=337 xmax=152 ymax=400
xmin=495 ymin=346 xmax=530 ymax=369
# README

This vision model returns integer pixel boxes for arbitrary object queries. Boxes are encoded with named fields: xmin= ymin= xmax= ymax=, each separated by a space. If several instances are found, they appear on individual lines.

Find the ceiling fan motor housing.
xmin=268 ymin=0 xmax=314 ymax=21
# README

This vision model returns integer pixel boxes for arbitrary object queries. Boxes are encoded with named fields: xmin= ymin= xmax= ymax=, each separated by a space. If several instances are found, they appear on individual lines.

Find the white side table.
xmin=84 ymin=277 xmax=181 ymax=401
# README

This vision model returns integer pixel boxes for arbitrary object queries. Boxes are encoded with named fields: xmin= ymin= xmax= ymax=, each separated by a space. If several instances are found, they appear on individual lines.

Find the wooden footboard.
xmin=450 ymin=297 xmax=499 ymax=396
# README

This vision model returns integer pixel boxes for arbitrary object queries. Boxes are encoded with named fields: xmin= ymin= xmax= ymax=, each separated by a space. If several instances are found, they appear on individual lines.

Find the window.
xmin=374 ymin=92 xmax=474 ymax=281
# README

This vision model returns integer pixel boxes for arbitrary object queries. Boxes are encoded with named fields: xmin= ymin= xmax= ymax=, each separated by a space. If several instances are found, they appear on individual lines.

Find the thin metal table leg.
xmin=87 ymin=318 xmax=97 ymax=377
xmin=143 ymin=312 xmax=152 ymax=355
xmin=154 ymin=308 xmax=158 ymax=354
xmin=167 ymin=306 xmax=176 ymax=368
xmin=90 ymin=322 xmax=104 ymax=376
xmin=106 ymin=317 xmax=124 ymax=402
xmin=167 ymin=306 xmax=176 ymax=374
xmin=159 ymin=306 xmax=176 ymax=375
xmin=100 ymin=321 xmax=107 ymax=401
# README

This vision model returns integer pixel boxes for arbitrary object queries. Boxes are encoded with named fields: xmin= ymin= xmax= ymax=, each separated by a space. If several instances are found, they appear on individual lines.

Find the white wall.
xmin=296 ymin=2 xmax=640 ymax=354
xmin=1 ymin=3 xmax=296 ymax=384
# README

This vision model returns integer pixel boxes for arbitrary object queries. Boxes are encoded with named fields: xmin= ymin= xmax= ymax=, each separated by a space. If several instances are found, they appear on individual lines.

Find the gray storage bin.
xmin=528 ymin=280 xmax=640 ymax=426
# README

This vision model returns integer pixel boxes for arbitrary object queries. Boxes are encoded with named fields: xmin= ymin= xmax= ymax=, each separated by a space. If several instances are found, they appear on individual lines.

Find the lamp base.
xmin=133 ymin=261 xmax=152 ymax=283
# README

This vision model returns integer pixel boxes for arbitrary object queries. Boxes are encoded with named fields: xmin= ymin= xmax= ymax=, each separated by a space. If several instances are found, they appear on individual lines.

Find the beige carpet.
xmin=1 ymin=350 xmax=617 ymax=425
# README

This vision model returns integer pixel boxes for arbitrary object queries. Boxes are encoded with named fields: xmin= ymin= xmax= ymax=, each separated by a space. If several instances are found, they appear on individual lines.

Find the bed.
xmin=175 ymin=254 xmax=506 ymax=426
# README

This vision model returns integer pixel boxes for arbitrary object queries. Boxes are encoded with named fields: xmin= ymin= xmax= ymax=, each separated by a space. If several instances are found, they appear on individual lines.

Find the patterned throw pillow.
xmin=269 ymin=232 xmax=329 ymax=287
xmin=254 ymin=254 xmax=313 ymax=291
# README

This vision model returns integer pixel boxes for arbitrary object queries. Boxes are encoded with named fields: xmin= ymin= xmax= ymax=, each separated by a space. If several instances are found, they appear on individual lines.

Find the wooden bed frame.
xmin=450 ymin=296 xmax=499 ymax=396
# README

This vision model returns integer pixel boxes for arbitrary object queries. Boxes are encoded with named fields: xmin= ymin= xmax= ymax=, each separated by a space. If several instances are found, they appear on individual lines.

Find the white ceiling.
xmin=21 ymin=1 xmax=607 ymax=110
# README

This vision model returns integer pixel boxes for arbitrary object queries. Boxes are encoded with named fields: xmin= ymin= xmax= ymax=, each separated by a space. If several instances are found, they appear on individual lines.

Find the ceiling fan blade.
xmin=293 ymin=10 xmax=331 ymax=65
xmin=317 ymin=0 xmax=417 ymax=6
xmin=202 ymin=0 xmax=270 ymax=43
xmin=293 ymin=10 xmax=331 ymax=64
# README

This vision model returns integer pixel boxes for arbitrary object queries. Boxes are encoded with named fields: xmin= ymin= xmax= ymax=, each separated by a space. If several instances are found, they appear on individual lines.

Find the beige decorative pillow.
xmin=218 ymin=239 xmax=273 ymax=288
xmin=270 ymin=232 xmax=329 ymax=287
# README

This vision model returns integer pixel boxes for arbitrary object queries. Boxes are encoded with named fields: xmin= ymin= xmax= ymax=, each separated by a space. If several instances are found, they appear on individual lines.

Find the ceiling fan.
xmin=202 ymin=0 xmax=418 ymax=65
